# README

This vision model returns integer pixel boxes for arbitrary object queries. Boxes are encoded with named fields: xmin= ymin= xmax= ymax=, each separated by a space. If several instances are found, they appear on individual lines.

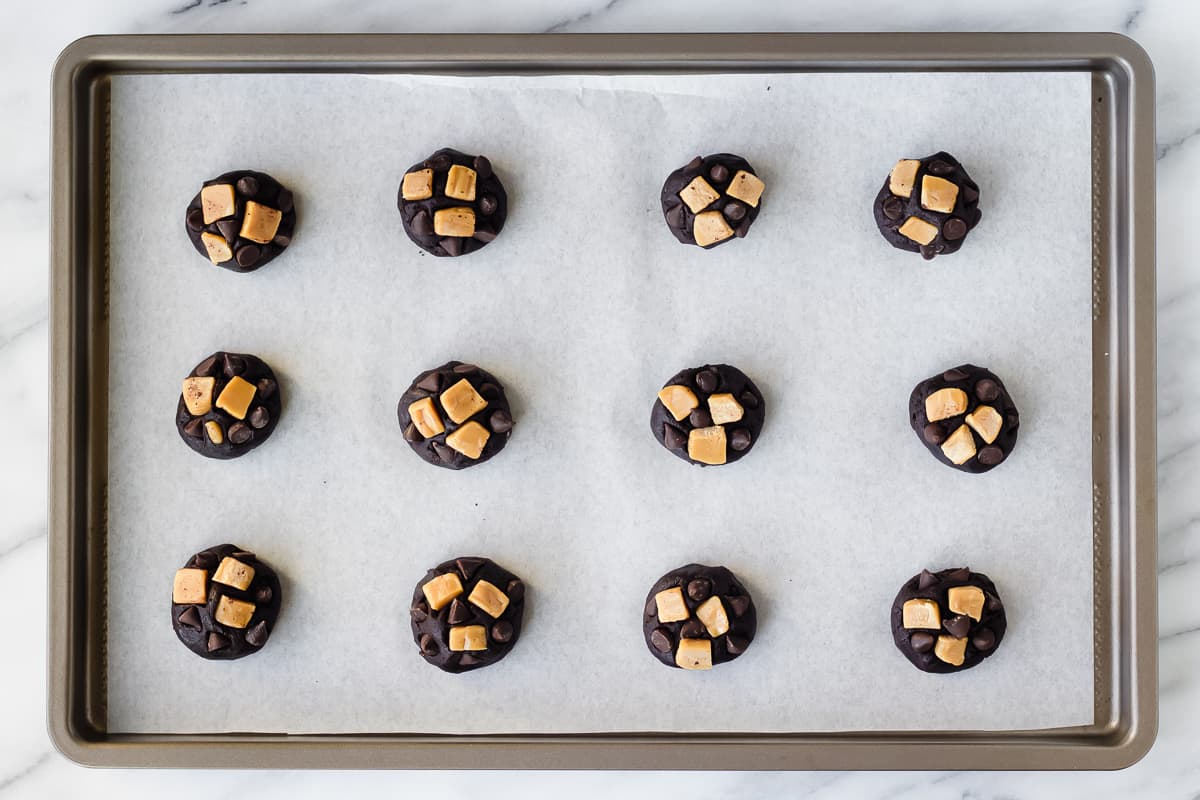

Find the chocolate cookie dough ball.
xmin=651 ymin=364 xmax=765 ymax=466
xmin=185 ymin=170 xmax=296 ymax=272
xmin=891 ymin=567 xmax=1006 ymax=673
xmin=909 ymin=364 xmax=1019 ymax=473
xmin=397 ymin=148 xmax=508 ymax=257
xmin=873 ymin=152 xmax=981 ymax=260
xmin=410 ymin=557 xmax=526 ymax=674
xmin=642 ymin=564 xmax=757 ymax=670
xmin=171 ymin=544 xmax=282 ymax=660
xmin=660 ymin=154 xmax=765 ymax=248
xmin=397 ymin=361 xmax=513 ymax=470
xmin=177 ymin=351 xmax=282 ymax=459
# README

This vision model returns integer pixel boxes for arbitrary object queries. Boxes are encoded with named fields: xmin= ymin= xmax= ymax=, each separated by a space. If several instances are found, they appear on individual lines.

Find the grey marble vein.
xmin=0 ymin=752 xmax=52 ymax=793
xmin=542 ymin=0 xmax=625 ymax=33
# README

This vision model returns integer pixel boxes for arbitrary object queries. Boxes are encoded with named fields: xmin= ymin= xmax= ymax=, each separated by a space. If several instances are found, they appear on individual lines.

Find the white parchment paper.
xmin=106 ymin=71 xmax=1093 ymax=733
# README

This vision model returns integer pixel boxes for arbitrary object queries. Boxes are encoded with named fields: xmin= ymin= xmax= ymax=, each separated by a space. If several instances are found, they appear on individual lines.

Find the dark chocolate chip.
xmin=419 ymin=633 xmax=439 ymax=656
xmin=909 ymin=632 xmax=936 ymax=653
xmin=276 ymin=189 xmax=294 ymax=213
xmin=207 ymin=632 xmax=230 ymax=653
xmin=927 ymin=160 xmax=954 ymax=176
xmin=215 ymin=218 xmax=239 ymax=245
xmin=415 ymin=372 xmax=441 ymax=393
xmin=695 ymin=369 xmax=718 ymax=393
xmin=440 ymin=237 xmax=463 ymax=257
xmin=192 ymin=551 xmax=217 ymax=570
xmin=735 ymin=219 xmax=751 ymax=238
xmin=725 ymin=635 xmax=750 ymax=655
xmin=962 ymin=184 xmax=979 ymax=204
xmin=194 ymin=355 xmax=219 ymax=377
xmin=708 ymin=163 xmax=729 ymax=184
xmin=680 ymin=620 xmax=705 ymax=639
xmin=473 ymin=228 xmax=497 ymax=243
xmin=977 ymin=446 xmax=1005 ymax=466
xmin=974 ymin=378 xmax=1000 ymax=402
xmin=739 ymin=391 xmax=759 ymax=409
xmin=882 ymin=196 xmax=904 ymax=221
xmin=228 ymin=423 xmax=253 ymax=445
xmin=183 ymin=419 xmax=204 ymax=439
xmin=919 ymin=245 xmax=936 ymax=260
xmin=447 ymin=598 xmax=471 ymax=625
xmin=452 ymin=364 xmax=478 ymax=374
xmin=473 ymin=155 xmax=493 ymax=180
xmin=506 ymin=579 xmax=525 ymax=603
xmin=479 ymin=195 xmax=498 ymax=216
xmin=942 ymin=368 xmax=968 ymax=382
xmin=985 ymin=593 xmax=1002 ymax=612
xmin=945 ymin=567 xmax=971 ymax=582
xmin=726 ymin=595 xmax=750 ymax=617
xmin=223 ymin=354 xmax=246 ymax=377
xmin=489 ymin=409 xmax=513 ymax=434
xmin=689 ymin=408 xmax=713 ymax=428
xmin=664 ymin=204 xmax=684 ymax=229
xmin=177 ymin=606 xmax=202 ymax=630
xmin=255 ymin=585 xmax=273 ymax=604
xmin=918 ymin=569 xmax=939 ymax=590
xmin=972 ymin=627 xmax=996 ymax=651
xmin=723 ymin=202 xmax=746 ymax=222
xmin=425 ymin=154 xmax=451 ymax=172
xmin=235 ymin=245 xmax=261 ymax=267
xmin=645 ymin=594 xmax=659 ymax=618
xmin=273 ymin=233 xmax=291 ymax=247
xmin=458 ymin=654 xmax=484 ymax=667
xmin=256 ymin=377 xmax=277 ymax=399
xmin=650 ymin=626 xmax=673 ymax=653
xmin=402 ymin=423 xmax=421 ymax=443
xmin=662 ymin=425 xmax=687 ymax=450
xmin=478 ymin=382 xmax=501 ymax=400
xmin=456 ymin=557 xmax=484 ymax=580
xmin=410 ymin=602 xmax=429 ymax=622
xmin=186 ymin=208 xmax=205 ymax=231
xmin=245 ymin=620 xmax=269 ymax=647
xmin=686 ymin=156 xmax=704 ymax=170
xmin=491 ymin=620 xmax=513 ymax=643
xmin=942 ymin=218 xmax=968 ymax=241
xmin=943 ymin=615 xmax=971 ymax=639
xmin=729 ymin=428 xmax=752 ymax=451
xmin=411 ymin=210 xmax=433 ymax=237
xmin=432 ymin=442 xmax=455 ymax=463
xmin=236 ymin=176 xmax=259 ymax=196
xmin=248 ymin=406 xmax=270 ymax=430
xmin=686 ymin=578 xmax=712 ymax=602
xmin=231 ymin=551 xmax=255 ymax=560
xmin=922 ymin=423 xmax=946 ymax=445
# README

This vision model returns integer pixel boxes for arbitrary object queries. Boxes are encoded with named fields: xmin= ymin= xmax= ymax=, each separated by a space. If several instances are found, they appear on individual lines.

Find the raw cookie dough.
xmin=397 ymin=361 xmax=513 ymax=470
xmin=650 ymin=364 xmax=765 ymax=466
xmin=410 ymin=557 xmax=526 ymax=674
xmin=171 ymin=544 xmax=283 ymax=661
xmin=177 ymin=351 xmax=282 ymax=459
xmin=891 ymin=567 xmax=1006 ymax=673
xmin=397 ymin=148 xmax=508 ymax=257
xmin=873 ymin=152 xmax=981 ymax=260
xmin=642 ymin=564 xmax=757 ymax=670
xmin=185 ymin=170 xmax=296 ymax=272
xmin=660 ymin=154 xmax=765 ymax=248
xmin=909 ymin=364 xmax=1019 ymax=473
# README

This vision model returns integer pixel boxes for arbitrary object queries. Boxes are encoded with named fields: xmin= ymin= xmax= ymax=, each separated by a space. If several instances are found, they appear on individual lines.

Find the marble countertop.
xmin=2 ymin=1 xmax=1196 ymax=796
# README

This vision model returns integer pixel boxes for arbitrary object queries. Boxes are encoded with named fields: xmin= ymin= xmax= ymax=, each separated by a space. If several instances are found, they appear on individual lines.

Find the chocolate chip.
xmin=183 ymin=419 xmax=204 ymax=438
xmin=739 ymin=391 xmax=759 ymax=409
xmin=447 ymin=598 xmax=471 ymax=624
xmin=726 ymin=595 xmax=750 ymax=617
xmin=478 ymin=382 xmax=501 ymax=399
xmin=664 ymin=203 xmax=684 ymax=229
xmin=425 ymin=154 xmax=451 ymax=172
xmin=419 ymin=633 xmax=438 ymax=656
xmin=452 ymin=363 xmax=478 ymax=374
xmin=962 ymin=184 xmax=979 ymax=204
xmin=708 ymin=163 xmax=729 ymax=184
xmin=942 ymin=218 xmax=968 ymax=241
xmin=945 ymin=567 xmax=971 ymax=582
xmin=228 ymin=423 xmax=253 ymax=445
xmin=972 ymin=627 xmax=996 ymax=651
xmin=456 ymin=557 xmax=484 ymax=580
xmin=650 ymin=626 xmax=673 ymax=653
xmin=977 ymin=446 xmax=1005 ymax=466
xmin=985 ymin=593 xmax=1002 ymax=612
xmin=491 ymin=620 xmax=513 ymax=643
xmin=943 ymin=615 xmax=971 ymax=638
xmin=735 ymin=218 xmax=751 ymax=238
xmin=440 ymin=237 xmax=463 ymax=257
xmin=432 ymin=441 xmax=456 ymax=463
xmin=695 ymin=369 xmax=718 ymax=393
xmin=918 ymin=569 xmax=939 ymax=590
xmin=723 ymin=202 xmax=746 ymax=222
xmin=402 ymin=423 xmax=421 ymax=443
xmin=680 ymin=620 xmax=705 ymax=639
xmin=489 ymin=409 xmax=513 ymax=434
xmin=882 ymin=195 xmax=904 ymax=220
xmin=255 ymin=585 xmax=273 ymax=604
xmin=245 ymin=620 xmax=269 ymax=647
xmin=909 ymin=632 xmax=935 ymax=653
xmin=248 ymin=406 xmax=270 ymax=430
xmin=473 ymin=227 xmax=497 ymax=243
xmin=942 ymin=368 xmax=968 ymax=382
xmin=506 ymin=579 xmax=525 ymax=603
xmin=460 ymin=653 xmax=486 ymax=667
xmin=186 ymin=208 xmax=205 ymax=231
xmin=223 ymin=354 xmax=246 ymax=377
xmin=686 ymin=578 xmax=712 ymax=602
xmin=177 ymin=606 xmax=202 ymax=630
xmin=415 ymin=372 xmax=441 ymax=393
xmin=662 ymin=425 xmax=687 ymax=450
xmin=479 ymin=194 xmax=498 ymax=216
xmin=922 ymin=423 xmax=946 ymax=445
xmin=927 ymin=160 xmax=954 ymax=176
xmin=410 ymin=602 xmax=429 ymax=622
xmin=686 ymin=156 xmax=704 ymax=170
xmin=235 ymin=245 xmax=261 ymax=267
xmin=276 ymin=188 xmax=294 ymax=213
xmin=215 ymin=218 xmax=239 ymax=245
xmin=192 ymin=552 xmax=217 ymax=570
xmin=919 ymin=245 xmax=936 ymax=260
xmin=231 ymin=551 xmax=255 ymax=560
xmin=725 ymin=635 xmax=750 ymax=655
xmin=194 ymin=355 xmax=219 ymax=377
xmin=974 ymin=378 xmax=999 ymax=402
xmin=644 ymin=595 xmax=659 ymax=618
xmin=273 ymin=233 xmax=291 ymax=247
xmin=254 ymin=378 xmax=276 ymax=401
xmin=689 ymin=408 xmax=712 ymax=428
xmin=236 ymin=176 xmax=259 ymax=196
xmin=411 ymin=210 xmax=433 ymax=237
xmin=473 ymin=155 xmax=493 ymax=180
xmin=729 ymin=429 xmax=752 ymax=451
xmin=207 ymin=632 xmax=230 ymax=652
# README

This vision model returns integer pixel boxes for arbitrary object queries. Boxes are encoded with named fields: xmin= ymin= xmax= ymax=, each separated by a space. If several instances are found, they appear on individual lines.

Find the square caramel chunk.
xmin=934 ymin=634 xmax=967 ymax=666
xmin=173 ymin=568 xmax=208 ymax=604
xmin=898 ymin=216 xmax=938 ymax=246
xmin=216 ymin=375 xmax=257 ymax=420
xmin=214 ymin=595 xmax=256 ymax=629
xmin=408 ymin=397 xmax=445 ymax=438
xmin=920 ymin=175 xmax=959 ymax=214
xmin=446 ymin=421 xmax=490 ymax=459
xmin=654 ymin=586 xmax=690 ymax=623
xmin=449 ymin=624 xmax=487 ymax=651
xmin=695 ymin=596 xmax=730 ymax=638
xmin=965 ymin=405 xmax=1003 ymax=444
xmin=401 ymin=168 xmax=434 ymax=201
xmin=657 ymin=385 xmax=698 ymax=422
xmin=200 ymin=232 xmax=233 ymax=264
xmin=902 ymin=598 xmax=941 ymax=630
xmin=182 ymin=376 xmax=216 ymax=416
xmin=444 ymin=165 xmax=478 ymax=201
xmin=687 ymin=425 xmax=727 ymax=466
xmin=725 ymin=170 xmax=764 ymax=207
xmin=675 ymin=638 xmax=713 ymax=670
xmin=940 ymin=423 xmax=977 ymax=465
xmin=422 ymin=572 xmax=464 ymax=611
xmin=948 ymin=585 xmax=985 ymax=621
xmin=433 ymin=207 xmax=476 ymax=238
xmin=200 ymin=183 xmax=236 ymax=224
xmin=679 ymin=176 xmax=721 ymax=213
xmin=693 ymin=211 xmax=734 ymax=248
xmin=239 ymin=201 xmax=283 ymax=244
xmin=213 ymin=556 xmax=256 ymax=590
xmin=888 ymin=159 xmax=920 ymax=198
xmin=440 ymin=378 xmax=488 ymax=424
xmin=204 ymin=420 xmax=225 ymax=444
xmin=467 ymin=579 xmax=510 ymax=618
xmin=707 ymin=393 xmax=744 ymax=425
xmin=924 ymin=387 xmax=968 ymax=422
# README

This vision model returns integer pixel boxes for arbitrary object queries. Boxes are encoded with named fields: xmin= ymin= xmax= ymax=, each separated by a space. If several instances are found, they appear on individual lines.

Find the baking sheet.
xmin=105 ymin=71 xmax=1093 ymax=734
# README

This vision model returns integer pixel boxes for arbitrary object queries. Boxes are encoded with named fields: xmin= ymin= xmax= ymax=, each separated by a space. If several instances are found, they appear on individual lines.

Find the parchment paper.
xmin=106 ymin=71 xmax=1093 ymax=733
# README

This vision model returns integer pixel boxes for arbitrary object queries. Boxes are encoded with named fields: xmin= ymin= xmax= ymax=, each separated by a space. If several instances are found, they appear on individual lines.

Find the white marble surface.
xmin=1 ymin=0 xmax=1197 ymax=796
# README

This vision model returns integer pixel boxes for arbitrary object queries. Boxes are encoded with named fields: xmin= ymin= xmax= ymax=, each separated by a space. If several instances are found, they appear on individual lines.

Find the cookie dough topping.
xmin=660 ymin=154 xmax=765 ymax=248
xmin=873 ymin=152 xmax=981 ymax=259
xmin=398 ymin=361 xmax=514 ymax=470
xmin=185 ymin=170 xmax=296 ymax=272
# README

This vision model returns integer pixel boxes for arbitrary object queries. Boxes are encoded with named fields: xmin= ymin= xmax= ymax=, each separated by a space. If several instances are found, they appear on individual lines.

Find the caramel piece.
xmin=693 ymin=211 xmax=734 ymax=247
xmin=707 ymin=393 xmax=744 ymax=425
xmin=675 ymin=638 xmax=712 ymax=670
xmin=924 ymin=388 xmax=968 ymax=422
xmin=433 ymin=207 xmax=475 ymax=238
xmin=449 ymin=624 xmax=488 ymax=651
xmin=214 ymin=595 xmax=256 ymax=629
xmin=401 ymin=168 xmax=434 ymax=201
xmin=200 ymin=183 xmax=236 ymax=224
xmin=213 ymin=556 xmax=256 ymax=590
xmin=695 ymin=596 xmax=729 ymax=638
xmin=920 ymin=175 xmax=959 ymax=214
xmin=654 ymin=586 xmax=690 ymax=623
xmin=204 ymin=420 xmax=225 ymax=445
xmin=657 ymin=385 xmax=699 ymax=422
xmin=679 ymin=175 xmax=721 ymax=213
xmin=965 ymin=405 xmax=1003 ymax=444
xmin=687 ymin=426 xmax=727 ymax=466
xmin=898 ymin=216 xmax=938 ymax=246
xmin=446 ymin=421 xmax=490 ymax=460
xmin=216 ymin=375 xmax=257 ymax=420
xmin=902 ymin=598 xmax=941 ymax=630
xmin=172 ymin=568 xmax=207 ymax=604
xmin=940 ymin=424 xmax=977 ymax=465
xmin=934 ymin=634 xmax=967 ymax=666
xmin=444 ymin=165 xmax=478 ymax=202
xmin=408 ymin=397 xmax=445 ymax=438
xmin=422 ymin=572 xmax=464 ymax=611
xmin=725 ymin=170 xmax=764 ymax=207
xmin=182 ymin=376 xmax=216 ymax=416
xmin=467 ymin=579 xmax=510 ymax=618
xmin=888 ymin=160 xmax=920 ymax=198
xmin=200 ymin=232 xmax=233 ymax=264
xmin=439 ymin=378 xmax=488 ymax=424
xmin=239 ymin=201 xmax=283 ymax=245
xmin=948 ymin=585 xmax=985 ymax=621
